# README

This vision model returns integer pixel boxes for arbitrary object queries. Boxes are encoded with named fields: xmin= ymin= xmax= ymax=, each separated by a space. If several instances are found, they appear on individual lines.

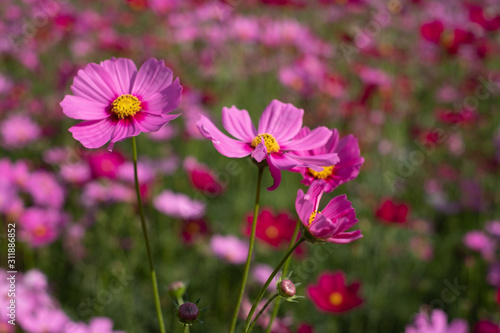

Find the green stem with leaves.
xmin=132 ymin=137 xmax=166 ymax=333
xmin=244 ymin=235 xmax=306 ymax=332
xmin=265 ymin=221 xmax=301 ymax=333
xmin=228 ymin=166 xmax=264 ymax=333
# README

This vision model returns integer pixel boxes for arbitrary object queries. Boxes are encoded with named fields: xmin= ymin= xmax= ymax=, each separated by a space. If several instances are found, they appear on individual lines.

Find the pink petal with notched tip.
xmin=72 ymin=63 xmax=118 ymax=103
xmin=132 ymin=58 xmax=173 ymax=100
xmin=100 ymin=58 xmax=138 ymax=95
xmin=258 ymin=100 xmax=303 ymax=142
xmin=145 ymin=78 xmax=182 ymax=116
xmin=221 ymin=106 xmax=257 ymax=141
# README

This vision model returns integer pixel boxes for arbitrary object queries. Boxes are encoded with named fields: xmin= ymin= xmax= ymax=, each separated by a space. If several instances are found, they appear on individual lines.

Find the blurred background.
xmin=1 ymin=0 xmax=500 ymax=332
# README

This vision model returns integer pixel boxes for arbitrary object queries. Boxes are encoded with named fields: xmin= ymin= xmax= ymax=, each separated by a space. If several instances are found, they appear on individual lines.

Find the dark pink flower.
xmin=291 ymin=128 xmax=363 ymax=192
xmin=61 ymin=57 xmax=182 ymax=150
xmin=295 ymin=180 xmax=362 ymax=244
xmin=307 ymin=271 xmax=363 ymax=313
xmin=197 ymin=100 xmax=338 ymax=190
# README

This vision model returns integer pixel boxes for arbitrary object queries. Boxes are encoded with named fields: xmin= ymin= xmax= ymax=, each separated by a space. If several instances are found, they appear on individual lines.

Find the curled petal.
xmin=197 ymin=115 xmax=252 ymax=158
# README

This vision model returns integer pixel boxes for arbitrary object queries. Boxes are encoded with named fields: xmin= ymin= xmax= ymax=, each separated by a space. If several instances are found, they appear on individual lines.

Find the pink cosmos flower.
xmin=184 ymin=156 xmax=225 ymax=196
xmin=291 ymin=128 xmax=364 ymax=192
xmin=60 ymin=57 xmax=182 ymax=150
xmin=153 ymin=190 xmax=206 ymax=220
xmin=307 ymin=271 xmax=363 ymax=313
xmin=26 ymin=171 xmax=65 ymax=208
xmin=210 ymin=234 xmax=248 ymax=264
xmin=295 ymin=180 xmax=362 ymax=244
xmin=197 ymin=100 xmax=339 ymax=190
xmin=19 ymin=208 xmax=67 ymax=248
xmin=0 ymin=114 xmax=41 ymax=149
xmin=405 ymin=309 xmax=468 ymax=333
xmin=463 ymin=231 xmax=496 ymax=261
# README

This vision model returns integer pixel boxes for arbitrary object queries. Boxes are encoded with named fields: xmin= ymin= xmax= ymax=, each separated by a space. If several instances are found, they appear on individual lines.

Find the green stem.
xmin=228 ymin=166 xmax=264 ymax=333
xmin=132 ymin=137 xmax=166 ymax=333
xmin=248 ymin=294 xmax=279 ymax=332
xmin=183 ymin=325 xmax=189 ymax=333
xmin=265 ymin=221 xmax=301 ymax=333
xmin=244 ymin=236 xmax=306 ymax=332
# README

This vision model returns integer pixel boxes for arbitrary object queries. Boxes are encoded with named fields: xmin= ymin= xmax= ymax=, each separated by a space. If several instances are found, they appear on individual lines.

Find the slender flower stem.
xmin=132 ymin=137 xmax=166 ymax=333
xmin=248 ymin=293 xmax=279 ymax=332
xmin=228 ymin=166 xmax=264 ymax=333
xmin=183 ymin=325 xmax=189 ymax=333
xmin=244 ymin=236 xmax=306 ymax=332
xmin=265 ymin=221 xmax=301 ymax=333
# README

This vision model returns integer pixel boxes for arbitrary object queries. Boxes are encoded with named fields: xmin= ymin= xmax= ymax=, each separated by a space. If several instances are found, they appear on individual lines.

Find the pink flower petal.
xmin=100 ymin=58 xmax=138 ymax=95
xmin=197 ymin=115 xmax=253 ymax=158
xmin=288 ymin=153 xmax=339 ymax=171
xmin=69 ymin=118 xmax=116 ymax=149
xmin=108 ymin=118 xmax=141 ymax=150
xmin=145 ymin=78 xmax=182 ymax=116
xmin=266 ymin=155 xmax=282 ymax=191
xmin=251 ymin=142 xmax=267 ymax=162
xmin=326 ymin=230 xmax=363 ymax=244
xmin=281 ymin=126 xmax=333 ymax=151
xmin=221 ymin=106 xmax=257 ymax=141
xmin=132 ymin=58 xmax=174 ymax=100
xmin=72 ymin=63 xmax=118 ymax=104
xmin=258 ymin=100 xmax=303 ymax=142
xmin=134 ymin=112 xmax=180 ymax=132
xmin=60 ymin=95 xmax=109 ymax=120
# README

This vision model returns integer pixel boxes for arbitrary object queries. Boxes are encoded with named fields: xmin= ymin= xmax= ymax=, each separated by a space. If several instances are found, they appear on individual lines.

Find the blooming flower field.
xmin=1 ymin=0 xmax=500 ymax=332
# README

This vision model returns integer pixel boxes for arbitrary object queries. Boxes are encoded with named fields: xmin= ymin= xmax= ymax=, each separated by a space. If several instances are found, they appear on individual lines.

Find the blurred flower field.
xmin=1 ymin=0 xmax=500 ymax=332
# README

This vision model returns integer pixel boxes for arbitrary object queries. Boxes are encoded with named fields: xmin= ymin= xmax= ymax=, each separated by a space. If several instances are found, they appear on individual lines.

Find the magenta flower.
xmin=291 ymin=128 xmax=363 ymax=192
xmin=295 ymin=180 xmax=362 ymax=244
xmin=197 ymin=100 xmax=338 ymax=190
xmin=405 ymin=309 xmax=468 ymax=333
xmin=60 ymin=57 xmax=182 ymax=150
xmin=153 ymin=190 xmax=206 ymax=220
xmin=19 ymin=208 xmax=67 ymax=248
xmin=210 ymin=234 xmax=249 ymax=264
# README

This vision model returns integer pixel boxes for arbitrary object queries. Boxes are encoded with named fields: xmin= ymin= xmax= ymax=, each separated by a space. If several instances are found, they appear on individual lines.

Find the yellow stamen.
xmin=265 ymin=226 xmax=279 ymax=239
xmin=251 ymin=133 xmax=280 ymax=153
xmin=308 ymin=210 xmax=321 ymax=225
xmin=308 ymin=166 xmax=335 ymax=180
xmin=111 ymin=94 xmax=142 ymax=119
xmin=329 ymin=292 xmax=343 ymax=306
xmin=186 ymin=222 xmax=200 ymax=234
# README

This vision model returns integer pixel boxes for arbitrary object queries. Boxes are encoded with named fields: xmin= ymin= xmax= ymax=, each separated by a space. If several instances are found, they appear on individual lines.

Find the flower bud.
xmin=168 ymin=281 xmax=186 ymax=300
xmin=178 ymin=302 xmax=199 ymax=323
xmin=279 ymin=279 xmax=296 ymax=298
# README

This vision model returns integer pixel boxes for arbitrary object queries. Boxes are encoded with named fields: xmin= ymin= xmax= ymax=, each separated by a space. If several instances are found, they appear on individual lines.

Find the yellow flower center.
xmin=111 ymin=94 xmax=142 ymax=119
xmin=329 ymin=292 xmax=343 ymax=306
xmin=34 ymin=225 xmax=47 ymax=237
xmin=265 ymin=226 xmax=279 ymax=239
xmin=186 ymin=221 xmax=200 ymax=234
xmin=251 ymin=133 xmax=280 ymax=153
xmin=308 ymin=166 xmax=335 ymax=180
xmin=308 ymin=210 xmax=320 ymax=225
xmin=440 ymin=30 xmax=454 ymax=48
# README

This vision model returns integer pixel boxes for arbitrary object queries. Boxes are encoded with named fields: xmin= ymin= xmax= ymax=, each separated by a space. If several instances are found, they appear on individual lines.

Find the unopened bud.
xmin=279 ymin=279 xmax=296 ymax=298
xmin=168 ymin=281 xmax=186 ymax=300
xmin=178 ymin=302 xmax=199 ymax=323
